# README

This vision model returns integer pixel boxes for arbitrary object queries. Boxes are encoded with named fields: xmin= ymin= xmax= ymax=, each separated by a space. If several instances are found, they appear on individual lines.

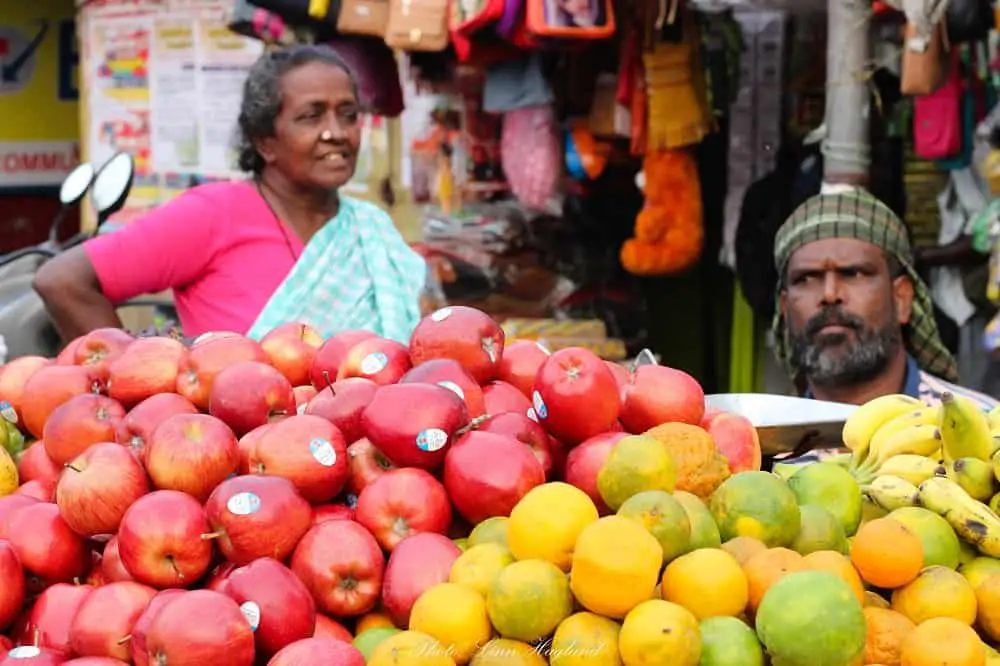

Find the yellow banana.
xmin=857 ymin=424 xmax=942 ymax=478
xmin=866 ymin=475 xmax=921 ymax=512
xmin=918 ymin=476 xmax=1000 ymax=558
xmin=993 ymin=449 xmax=1000 ymax=485
xmin=990 ymin=492 xmax=1000 ymax=515
xmin=872 ymin=454 xmax=944 ymax=486
xmin=947 ymin=457 xmax=997 ymax=502
xmin=988 ymin=405 xmax=1000 ymax=431
xmin=842 ymin=394 xmax=923 ymax=468
xmin=940 ymin=391 xmax=994 ymax=463
xmin=868 ymin=407 xmax=940 ymax=448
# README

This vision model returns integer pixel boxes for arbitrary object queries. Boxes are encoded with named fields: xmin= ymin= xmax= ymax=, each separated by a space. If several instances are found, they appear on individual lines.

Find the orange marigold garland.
xmin=620 ymin=149 xmax=703 ymax=276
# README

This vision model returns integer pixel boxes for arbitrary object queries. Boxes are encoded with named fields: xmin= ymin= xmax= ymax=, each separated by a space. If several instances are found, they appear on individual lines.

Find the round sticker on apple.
xmin=431 ymin=307 xmax=453 ymax=322
xmin=240 ymin=601 xmax=261 ymax=631
xmin=0 ymin=401 xmax=17 ymax=424
xmin=532 ymin=391 xmax=548 ymax=420
xmin=7 ymin=646 xmax=41 ymax=659
xmin=416 ymin=428 xmax=448 ymax=452
xmin=437 ymin=380 xmax=464 ymax=400
xmin=309 ymin=438 xmax=337 ymax=466
xmin=360 ymin=352 xmax=388 ymax=376
xmin=227 ymin=492 xmax=261 ymax=516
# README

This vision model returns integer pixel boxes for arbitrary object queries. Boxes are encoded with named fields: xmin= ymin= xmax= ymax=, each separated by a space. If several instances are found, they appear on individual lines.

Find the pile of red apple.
xmin=0 ymin=305 xmax=761 ymax=666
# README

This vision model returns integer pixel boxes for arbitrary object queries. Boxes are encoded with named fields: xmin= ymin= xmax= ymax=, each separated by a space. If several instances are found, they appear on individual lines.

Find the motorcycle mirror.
xmin=91 ymin=152 xmax=135 ymax=220
xmin=58 ymin=163 xmax=95 ymax=206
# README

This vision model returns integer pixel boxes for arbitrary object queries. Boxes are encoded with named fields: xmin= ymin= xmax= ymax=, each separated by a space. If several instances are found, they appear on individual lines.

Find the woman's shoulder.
xmin=177 ymin=180 xmax=257 ymax=207
xmin=341 ymin=195 xmax=392 ymax=221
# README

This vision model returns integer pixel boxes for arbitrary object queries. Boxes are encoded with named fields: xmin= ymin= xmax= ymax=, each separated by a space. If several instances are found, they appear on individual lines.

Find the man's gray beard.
xmin=789 ymin=323 xmax=903 ymax=390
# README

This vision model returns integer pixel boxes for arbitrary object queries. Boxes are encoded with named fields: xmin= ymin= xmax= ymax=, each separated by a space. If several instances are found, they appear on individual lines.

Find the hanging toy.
xmin=620 ymin=149 xmax=703 ymax=276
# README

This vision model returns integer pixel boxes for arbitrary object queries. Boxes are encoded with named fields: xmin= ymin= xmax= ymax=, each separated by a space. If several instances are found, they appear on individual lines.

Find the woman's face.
xmin=258 ymin=60 xmax=362 ymax=190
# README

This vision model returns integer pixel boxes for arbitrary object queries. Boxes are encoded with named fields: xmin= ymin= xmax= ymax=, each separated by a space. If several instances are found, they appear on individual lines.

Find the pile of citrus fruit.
xmin=369 ymin=456 xmax=1000 ymax=666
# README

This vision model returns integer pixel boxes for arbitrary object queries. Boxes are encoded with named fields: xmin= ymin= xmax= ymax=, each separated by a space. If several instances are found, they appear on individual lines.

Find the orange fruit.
xmin=742 ymin=547 xmax=806 ymax=614
xmin=357 ymin=610 xmax=396 ymax=634
xmin=803 ymin=550 xmax=865 ymax=606
xmin=899 ymin=617 xmax=985 ymax=666
xmin=410 ymin=583 xmax=492 ymax=665
xmin=890 ymin=566 xmax=977 ymax=626
xmin=721 ymin=536 xmax=767 ymax=565
xmin=973 ymin=573 xmax=1000 ymax=642
xmin=643 ymin=422 xmax=730 ymax=500
xmin=862 ymin=607 xmax=915 ymax=666
xmin=660 ymin=548 xmax=748 ymax=619
xmin=850 ymin=518 xmax=923 ymax=589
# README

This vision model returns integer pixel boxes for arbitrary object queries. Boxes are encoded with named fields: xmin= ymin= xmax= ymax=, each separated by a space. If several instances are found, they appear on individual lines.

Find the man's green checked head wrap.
xmin=771 ymin=188 xmax=958 ymax=383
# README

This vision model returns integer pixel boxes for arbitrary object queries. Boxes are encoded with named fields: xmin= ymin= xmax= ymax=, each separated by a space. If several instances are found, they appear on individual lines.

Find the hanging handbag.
xmin=524 ymin=0 xmax=615 ymax=42
xmin=336 ymin=0 xmax=390 ymax=36
xmin=900 ymin=20 xmax=948 ymax=96
xmin=913 ymin=50 xmax=964 ymax=160
xmin=946 ymin=0 xmax=992 ymax=44
xmin=230 ymin=0 xmax=297 ymax=44
xmin=247 ymin=0 xmax=341 ymax=32
xmin=384 ymin=0 xmax=450 ymax=51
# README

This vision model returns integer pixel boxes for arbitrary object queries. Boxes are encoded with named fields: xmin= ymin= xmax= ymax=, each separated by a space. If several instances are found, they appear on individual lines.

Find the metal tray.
xmin=705 ymin=393 xmax=858 ymax=458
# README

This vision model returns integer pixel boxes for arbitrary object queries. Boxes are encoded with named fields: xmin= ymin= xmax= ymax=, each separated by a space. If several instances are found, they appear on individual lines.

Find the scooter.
xmin=0 ymin=151 xmax=136 ymax=361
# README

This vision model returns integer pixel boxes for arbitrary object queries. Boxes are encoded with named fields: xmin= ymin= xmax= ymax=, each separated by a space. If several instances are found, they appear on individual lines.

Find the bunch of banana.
xmin=918 ymin=476 xmax=1000 ymax=558
xmin=866 ymin=474 xmax=922 ymax=512
xmin=940 ymin=391 xmax=996 ymax=463
xmin=945 ymin=457 xmax=997 ymax=502
xmin=842 ymin=395 xmax=944 ymax=485
xmin=842 ymin=394 xmax=926 ymax=469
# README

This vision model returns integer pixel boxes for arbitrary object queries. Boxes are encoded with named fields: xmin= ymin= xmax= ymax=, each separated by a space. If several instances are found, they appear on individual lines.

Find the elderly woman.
xmin=33 ymin=45 xmax=425 ymax=343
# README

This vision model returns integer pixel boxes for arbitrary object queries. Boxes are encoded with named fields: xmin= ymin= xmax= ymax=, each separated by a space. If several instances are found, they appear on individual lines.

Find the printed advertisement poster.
xmin=149 ymin=17 xmax=198 ymax=171
xmin=194 ymin=17 xmax=262 ymax=175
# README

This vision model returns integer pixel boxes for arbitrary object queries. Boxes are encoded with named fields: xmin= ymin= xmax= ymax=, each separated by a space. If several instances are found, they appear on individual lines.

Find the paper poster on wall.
xmin=194 ymin=17 xmax=262 ymax=175
xmin=84 ymin=0 xmax=166 ymax=19
xmin=86 ymin=17 xmax=153 ymax=171
xmin=149 ymin=17 xmax=199 ymax=171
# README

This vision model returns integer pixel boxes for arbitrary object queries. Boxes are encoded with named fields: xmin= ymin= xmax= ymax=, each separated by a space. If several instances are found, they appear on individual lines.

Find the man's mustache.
xmin=803 ymin=307 xmax=866 ymax=338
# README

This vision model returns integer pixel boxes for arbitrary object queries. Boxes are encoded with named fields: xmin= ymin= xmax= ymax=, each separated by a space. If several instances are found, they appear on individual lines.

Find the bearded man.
xmin=772 ymin=188 xmax=997 ymax=410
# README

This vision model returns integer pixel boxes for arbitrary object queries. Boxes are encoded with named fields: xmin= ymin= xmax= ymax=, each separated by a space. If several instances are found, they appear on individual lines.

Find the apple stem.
xmin=322 ymin=371 xmax=336 ymax=396
xmin=66 ymin=463 xmax=82 ymax=473
xmin=32 ymin=628 xmax=40 ymax=647
xmin=117 ymin=634 xmax=132 ymax=646
xmin=200 ymin=531 xmax=224 ymax=541
xmin=455 ymin=415 xmax=491 ymax=437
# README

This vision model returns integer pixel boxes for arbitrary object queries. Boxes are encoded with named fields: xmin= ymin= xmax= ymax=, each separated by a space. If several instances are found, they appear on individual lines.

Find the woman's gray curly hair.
xmin=235 ymin=44 xmax=359 ymax=175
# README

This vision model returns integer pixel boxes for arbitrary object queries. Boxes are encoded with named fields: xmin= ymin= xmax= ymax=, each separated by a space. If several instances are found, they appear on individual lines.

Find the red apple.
xmin=176 ymin=335 xmax=266 ymax=410
xmin=443 ymin=431 xmax=545 ymax=524
xmin=355 ymin=468 xmax=452 ymax=552
xmin=0 ymin=638 xmax=10 ymax=653
xmin=311 ymin=504 xmax=354 ymax=525
xmin=345 ymin=438 xmax=396 ymax=496
xmin=605 ymin=361 xmax=630 ymax=407
xmin=0 ymin=646 xmax=66 ymax=665
xmin=304 ymin=378 xmax=377 ymax=445
xmin=63 ymin=659 xmax=129 ymax=665
xmin=100 ymin=537 xmax=133 ymax=583
xmin=246 ymin=415 xmax=349 ymax=504
xmin=190 ymin=331 xmax=242 ymax=347
xmin=380 ymin=532 xmax=461 ymax=627
xmin=56 ymin=336 xmax=83 ymax=365
xmin=145 ymin=413 xmax=239 ymax=502
xmin=0 ymin=356 xmax=50 ymax=427
xmin=16 ymin=443 xmax=61 ymax=489
xmin=564 ymin=431 xmax=627 ymax=514
xmin=55 ymin=443 xmax=150 ymax=537
xmin=0 ymin=495 xmax=39 ymax=540
xmin=311 ymin=615 xmax=352 ymax=642
xmin=116 ymin=394 xmax=199 ymax=462
xmin=17 ymin=582 xmax=94 ymax=656
xmin=408 ymin=306 xmax=505 ymax=384
xmin=0 ymin=541 xmax=24 ymax=631
xmin=7 ymin=503 xmax=89 ymax=583
xmin=204 ymin=475 xmax=312 ymax=565
xmin=620 ymin=365 xmax=705 ymax=432
xmin=74 ymin=329 xmax=135 ymax=381
xmin=144 ymin=590 xmax=255 ymax=666
xmin=106 ymin=337 xmax=186 ymax=409
xmin=267 ymin=638 xmax=364 ymax=666
xmin=209 ymin=362 xmax=296 ymax=436
xmin=222 ymin=558 xmax=315 ymax=658
xmin=700 ymin=409 xmax=762 ymax=473
xmin=360 ymin=383 xmax=468 ymax=470
xmin=532 ymin=348 xmax=621 ymax=445
xmin=260 ymin=323 xmax=324 ymax=387
xmin=117 ymin=491 xmax=214 ymax=589
xmin=399 ymin=359 xmax=485 ymax=418
xmin=69 ymin=581 xmax=156 ymax=661
xmin=292 ymin=386 xmax=316 ymax=412
xmin=20 ymin=365 xmax=95 ymax=439
xmin=129 ymin=589 xmax=185 ymax=666
xmin=497 ymin=340 xmax=550 ymax=398
xmin=14 ymin=481 xmax=53 ymax=503
xmin=235 ymin=424 xmax=270 ymax=475
xmin=290 ymin=520 xmax=384 ymax=618
xmin=477 ymin=412 xmax=555 ymax=478
xmin=309 ymin=330 xmax=378 ymax=390
xmin=481 ymin=380 xmax=533 ymax=418
xmin=42 ymin=394 xmax=125 ymax=466
xmin=335 ymin=338 xmax=411 ymax=386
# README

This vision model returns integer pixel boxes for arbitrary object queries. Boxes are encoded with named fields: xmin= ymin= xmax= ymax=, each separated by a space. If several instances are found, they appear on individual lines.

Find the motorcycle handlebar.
xmin=0 ymin=247 xmax=58 ymax=269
